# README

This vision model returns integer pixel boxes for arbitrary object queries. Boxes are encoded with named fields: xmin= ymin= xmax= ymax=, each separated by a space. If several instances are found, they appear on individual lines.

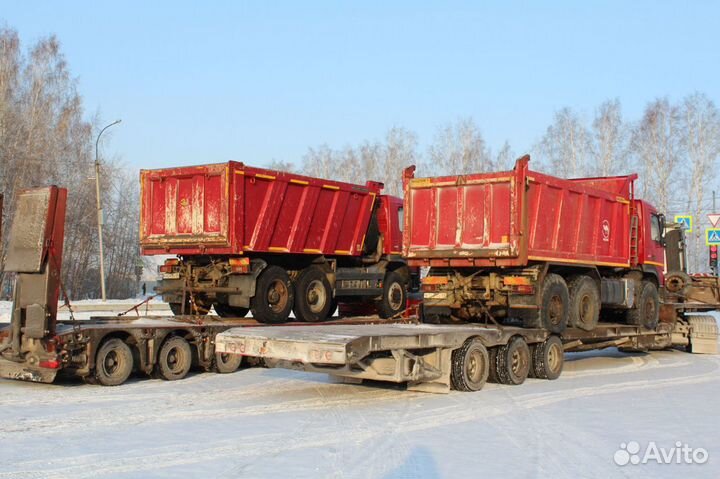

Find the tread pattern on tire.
xmin=496 ymin=336 xmax=530 ymax=385
xmin=451 ymin=338 xmax=490 ymax=392
xmin=567 ymin=275 xmax=600 ymax=331
xmin=531 ymin=336 xmax=564 ymax=380
xmin=626 ymin=281 xmax=659 ymax=329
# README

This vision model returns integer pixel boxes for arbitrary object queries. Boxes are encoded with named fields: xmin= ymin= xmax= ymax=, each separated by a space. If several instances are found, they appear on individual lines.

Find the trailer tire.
xmin=527 ymin=273 xmax=569 ymax=333
xmin=95 ymin=338 xmax=134 ymax=386
xmin=214 ymin=351 xmax=243 ymax=373
xmin=451 ymin=338 xmax=490 ymax=392
xmin=531 ymin=336 xmax=564 ymax=380
xmin=626 ymin=281 xmax=659 ymax=330
xmin=251 ymin=265 xmax=294 ymax=323
xmin=214 ymin=303 xmax=249 ymax=318
xmin=157 ymin=336 xmax=193 ymax=381
xmin=378 ymin=271 xmax=406 ymax=319
xmin=496 ymin=336 xmax=531 ymax=385
xmin=293 ymin=266 xmax=333 ymax=322
xmin=567 ymin=275 xmax=600 ymax=331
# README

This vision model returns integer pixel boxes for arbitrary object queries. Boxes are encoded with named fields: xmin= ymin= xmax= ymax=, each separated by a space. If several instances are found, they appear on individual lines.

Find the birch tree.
xmin=591 ymin=99 xmax=627 ymax=176
xmin=681 ymin=93 xmax=720 ymax=272
xmin=427 ymin=117 xmax=492 ymax=175
xmin=631 ymin=98 xmax=683 ymax=214
xmin=538 ymin=107 xmax=591 ymax=177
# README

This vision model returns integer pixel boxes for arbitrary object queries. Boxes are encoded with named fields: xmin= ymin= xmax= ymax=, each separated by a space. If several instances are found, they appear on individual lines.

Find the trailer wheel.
xmin=626 ymin=281 xmax=659 ymax=329
xmin=293 ymin=266 xmax=332 ymax=322
xmin=95 ymin=338 xmax=134 ymax=386
xmin=567 ymin=275 xmax=600 ymax=331
xmin=251 ymin=265 xmax=294 ymax=323
xmin=531 ymin=336 xmax=564 ymax=380
xmin=214 ymin=303 xmax=249 ymax=318
xmin=451 ymin=338 xmax=490 ymax=392
xmin=214 ymin=351 xmax=243 ymax=373
xmin=157 ymin=336 xmax=193 ymax=380
xmin=496 ymin=336 xmax=531 ymax=385
xmin=528 ymin=273 xmax=569 ymax=333
xmin=378 ymin=271 xmax=406 ymax=318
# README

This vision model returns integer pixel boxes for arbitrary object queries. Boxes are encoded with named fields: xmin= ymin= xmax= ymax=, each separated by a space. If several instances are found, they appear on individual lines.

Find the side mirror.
xmin=658 ymin=214 xmax=667 ymax=246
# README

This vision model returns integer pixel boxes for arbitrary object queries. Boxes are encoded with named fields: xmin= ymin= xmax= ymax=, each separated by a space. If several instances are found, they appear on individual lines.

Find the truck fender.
xmin=228 ymin=259 xmax=268 ymax=308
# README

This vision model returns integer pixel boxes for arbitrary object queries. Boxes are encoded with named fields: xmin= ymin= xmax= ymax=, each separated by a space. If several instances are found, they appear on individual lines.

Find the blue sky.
xmin=2 ymin=1 xmax=719 ymax=171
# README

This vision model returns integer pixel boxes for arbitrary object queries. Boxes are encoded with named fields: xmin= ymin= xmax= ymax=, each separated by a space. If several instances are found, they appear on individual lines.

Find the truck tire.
xmin=293 ymin=266 xmax=332 ymax=322
xmin=531 ymin=336 xmax=564 ymax=380
xmin=214 ymin=303 xmax=249 ymax=318
xmin=526 ymin=273 xmax=569 ymax=334
xmin=214 ymin=351 xmax=243 ymax=373
xmin=377 ymin=271 xmax=406 ymax=318
xmin=95 ymin=338 xmax=134 ymax=386
xmin=567 ymin=275 xmax=600 ymax=331
xmin=451 ymin=338 xmax=490 ymax=392
xmin=626 ymin=281 xmax=659 ymax=329
xmin=251 ymin=265 xmax=294 ymax=323
xmin=496 ymin=336 xmax=531 ymax=385
xmin=157 ymin=336 xmax=193 ymax=381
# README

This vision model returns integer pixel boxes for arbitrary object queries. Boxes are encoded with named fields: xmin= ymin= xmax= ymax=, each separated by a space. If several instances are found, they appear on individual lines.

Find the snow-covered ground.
xmin=0 ymin=304 xmax=719 ymax=478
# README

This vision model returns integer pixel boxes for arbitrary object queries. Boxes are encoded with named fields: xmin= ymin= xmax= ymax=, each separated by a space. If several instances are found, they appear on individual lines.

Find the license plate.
xmin=162 ymin=272 xmax=180 ymax=279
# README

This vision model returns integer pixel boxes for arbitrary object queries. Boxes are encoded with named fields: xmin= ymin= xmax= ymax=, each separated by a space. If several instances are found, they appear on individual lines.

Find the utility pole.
xmin=95 ymin=119 xmax=122 ymax=301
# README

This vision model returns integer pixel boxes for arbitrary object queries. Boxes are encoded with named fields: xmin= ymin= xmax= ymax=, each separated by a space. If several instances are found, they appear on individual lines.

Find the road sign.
xmin=675 ymin=215 xmax=692 ymax=232
xmin=706 ymin=228 xmax=720 ymax=245
xmin=709 ymin=214 xmax=720 ymax=228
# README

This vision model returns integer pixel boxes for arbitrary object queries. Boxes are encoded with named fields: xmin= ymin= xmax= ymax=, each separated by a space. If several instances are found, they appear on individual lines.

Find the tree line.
xmin=2 ymin=26 xmax=719 ymax=302
xmin=292 ymin=96 xmax=720 ymax=273
xmin=0 ymin=28 xmax=141 ymax=300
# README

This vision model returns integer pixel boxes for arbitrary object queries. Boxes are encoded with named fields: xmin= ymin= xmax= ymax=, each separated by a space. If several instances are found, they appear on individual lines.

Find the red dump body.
xmin=403 ymin=156 xmax=638 ymax=268
xmin=140 ymin=162 xmax=381 ymax=257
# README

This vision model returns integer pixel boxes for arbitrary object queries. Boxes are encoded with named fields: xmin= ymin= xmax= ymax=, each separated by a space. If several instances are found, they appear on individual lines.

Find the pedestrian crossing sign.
xmin=706 ymin=228 xmax=720 ymax=245
xmin=674 ymin=215 xmax=692 ymax=232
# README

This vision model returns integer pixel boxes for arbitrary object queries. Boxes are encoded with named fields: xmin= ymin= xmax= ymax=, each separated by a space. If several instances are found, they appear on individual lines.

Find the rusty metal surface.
xmin=4 ymin=188 xmax=52 ymax=273
xmin=403 ymin=156 xmax=637 ymax=269
xmin=140 ymin=161 xmax=387 ymax=257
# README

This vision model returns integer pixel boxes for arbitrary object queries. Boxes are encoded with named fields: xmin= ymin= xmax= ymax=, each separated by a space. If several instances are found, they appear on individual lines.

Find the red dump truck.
xmin=403 ymin=155 xmax=667 ymax=333
xmin=140 ymin=162 xmax=413 ymax=323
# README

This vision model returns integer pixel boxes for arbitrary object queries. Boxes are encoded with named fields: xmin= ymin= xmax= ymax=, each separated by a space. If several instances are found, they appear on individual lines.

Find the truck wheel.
xmin=567 ymin=275 xmax=600 ymax=331
xmin=157 ymin=336 xmax=193 ymax=380
xmin=293 ymin=266 xmax=332 ymax=322
xmin=531 ymin=336 xmax=564 ymax=380
xmin=251 ymin=265 xmax=294 ymax=323
xmin=95 ymin=338 xmax=134 ymax=386
xmin=378 ymin=271 xmax=406 ymax=318
xmin=214 ymin=303 xmax=249 ymax=318
xmin=626 ymin=281 xmax=659 ymax=329
xmin=527 ymin=273 xmax=569 ymax=333
xmin=451 ymin=338 xmax=490 ymax=392
xmin=496 ymin=336 xmax=531 ymax=385
xmin=214 ymin=351 xmax=243 ymax=373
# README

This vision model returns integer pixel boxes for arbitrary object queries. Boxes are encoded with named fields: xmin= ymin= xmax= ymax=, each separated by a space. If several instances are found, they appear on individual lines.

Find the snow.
xmin=1 ymin=303 xmax=719 ymax=478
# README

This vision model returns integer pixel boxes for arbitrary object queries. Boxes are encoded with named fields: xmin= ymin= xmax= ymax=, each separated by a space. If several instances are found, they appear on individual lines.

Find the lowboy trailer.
xmin=215 ymin=314 xmax=717 ymax=393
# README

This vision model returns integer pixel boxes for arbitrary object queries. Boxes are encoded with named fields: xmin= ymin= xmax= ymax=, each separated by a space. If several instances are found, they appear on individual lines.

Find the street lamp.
xmin=95 ymin=119 xmax=121 ymax=302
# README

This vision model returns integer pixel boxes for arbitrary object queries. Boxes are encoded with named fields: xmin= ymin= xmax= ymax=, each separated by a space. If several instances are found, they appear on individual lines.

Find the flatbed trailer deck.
xmin=215 ymin=317 xmax=717 ymax=393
